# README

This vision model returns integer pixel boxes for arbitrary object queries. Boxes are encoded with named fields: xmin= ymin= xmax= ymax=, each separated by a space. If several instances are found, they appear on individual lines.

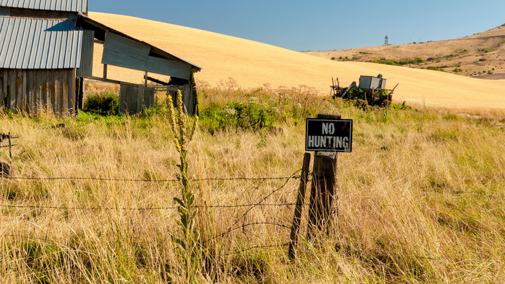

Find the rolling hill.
xmin=88 ymin=12 xmax=505 ymax=112
xmin=305 ymin=25 xmax=505 ymax=79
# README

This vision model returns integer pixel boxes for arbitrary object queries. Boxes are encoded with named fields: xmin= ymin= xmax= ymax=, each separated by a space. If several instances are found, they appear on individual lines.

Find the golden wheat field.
xmin=88 ymin=12 xmax=505 ymax=113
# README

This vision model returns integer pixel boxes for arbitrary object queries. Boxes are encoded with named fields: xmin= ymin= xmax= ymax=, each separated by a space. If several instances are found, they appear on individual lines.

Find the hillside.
xmin=88 ymin=12 xmax=505 ymax=112
xmin=306 ymin=25 xmax=505 ymax=79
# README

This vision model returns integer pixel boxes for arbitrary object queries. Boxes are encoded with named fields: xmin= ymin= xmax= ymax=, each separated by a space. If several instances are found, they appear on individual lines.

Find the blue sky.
xmin=91 ymin=0 xmax=505 ymax=52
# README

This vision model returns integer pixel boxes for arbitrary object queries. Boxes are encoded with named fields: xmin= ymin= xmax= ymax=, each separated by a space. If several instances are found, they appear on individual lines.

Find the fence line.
xmin=0 ymin=170 xmax=305 ymax=213
xmin=1 ymin=169 xmax=306 ymax=256
xmin=2 ymin=176 xmax=300 ymax=183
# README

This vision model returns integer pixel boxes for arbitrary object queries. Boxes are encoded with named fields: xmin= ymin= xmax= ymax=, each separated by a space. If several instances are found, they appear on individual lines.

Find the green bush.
xmin=366 ymin=57 xmax=423 ymax=66
xmin=83 ymin=90 xmax=119 ymax=116
xmin=200 ymin=100 xmax=276 ymax=133
xmin=331 ymin=57 xmax=336 ymax=60
xmin=478 ymin=48 xmax=495 ymax=53
xmin=454 ymin=68 xmax=463 ymax=72
xmin=479 ymin=58 xmax=487 ymax=61
xmin=427 ymin=66 xmax=447 ymax=72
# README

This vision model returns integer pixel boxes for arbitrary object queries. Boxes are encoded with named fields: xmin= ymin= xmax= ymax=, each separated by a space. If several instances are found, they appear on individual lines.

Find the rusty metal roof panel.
xmin=0 ymin=0 xmax=87 ymax=13
xmin=0 ymin=17 xmax=83 ymax=69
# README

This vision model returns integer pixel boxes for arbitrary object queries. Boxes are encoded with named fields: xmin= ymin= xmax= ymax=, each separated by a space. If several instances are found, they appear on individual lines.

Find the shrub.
xmin=479 ymin=58 xmax=487 ymax=61
xmin=454 ymin=68 xmax=463 ymax=72
xmin=83 ymin=90 xmax=119 ymax=116
xmin=427 ymin=66 xmax=447 ymax=72
xmin=478 ymin=48 xmax=495 ymax=53
xmin=331 ymin=57 xmax=336 ymax=60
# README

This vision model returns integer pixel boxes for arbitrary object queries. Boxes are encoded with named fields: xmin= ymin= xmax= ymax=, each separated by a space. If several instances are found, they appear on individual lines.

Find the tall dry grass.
xmin=0 ymin=82 xmax=504 ymax=283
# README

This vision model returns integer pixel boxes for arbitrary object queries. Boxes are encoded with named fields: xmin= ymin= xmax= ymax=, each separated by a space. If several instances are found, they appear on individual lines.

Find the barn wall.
xmin=0 ymin=69 xmax=75 ymax=117
xmin=118 ymin=82 xmax=155 ymax=115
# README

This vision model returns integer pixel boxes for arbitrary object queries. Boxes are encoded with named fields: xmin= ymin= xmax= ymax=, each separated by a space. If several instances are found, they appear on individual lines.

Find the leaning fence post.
xmin=307 ymin=114 xmax=341 ymax=240
xmin=288 ymin=153 xmax=311 ymax=260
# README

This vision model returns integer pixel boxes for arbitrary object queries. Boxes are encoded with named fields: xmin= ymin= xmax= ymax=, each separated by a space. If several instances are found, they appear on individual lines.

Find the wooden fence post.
xmin=307 ymin=114 xmax=341 ymax=240
xmin=288 ymin=153 xmax=311 ymax=260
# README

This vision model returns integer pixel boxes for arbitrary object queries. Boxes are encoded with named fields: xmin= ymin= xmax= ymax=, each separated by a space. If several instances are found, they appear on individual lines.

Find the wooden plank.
xmin=144 ymin=87 xmax=155 ymax=109
xmin=119 ymin=83 xmax=125 ymax=113
xmin=68 ymin=69 xmax=75 ymax=116
xmin=2 ymin=70 xmax=7 ymax=110
xmin=61 ymin=70 xmax=68 ymax=116
xmin=43 ymin=70 xmax=50 ymax=115
xmin=289 ymin=153 xmax=311 ymax=260
xmin=29 ymin=74 xmax=34 ymax=113
xmin=79 ymin=77 xmax=85 ymax=110
xmin=53 ymin=70 xmax=59 ymax=117
xmin=35 ymin=70 xmax=42 ymax=115
xmin=16 ymin=70 xmax=23 ymax=112
xmin=137 ymin=85 xmax=143 ymax=113
xmin=103 ymin=64 xmax=107 ymax=79
xmin=22 ymin=71 xmax=27 ymax=112
xmin=125 ymin=84 xmax=129 ymax=114
xmin=9 ymin=70 xmax=16 ymax=110
xmin=0 ymin=71 xmax=4 ymax=110
xmin=182 ymin=83 xmax=191 ymax=113
xmin=190 ymin=73 xmax=199 ymax=116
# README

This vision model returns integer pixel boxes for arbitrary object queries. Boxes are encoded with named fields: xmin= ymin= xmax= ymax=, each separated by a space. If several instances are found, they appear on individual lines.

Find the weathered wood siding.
xmin=0 ymin=69 xmax=75 ymax=116
xmin=118 ymin=82 xmax=155 ymax=114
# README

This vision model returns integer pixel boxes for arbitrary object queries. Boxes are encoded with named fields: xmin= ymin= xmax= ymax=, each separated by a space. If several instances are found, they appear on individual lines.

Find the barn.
xmin=0 ymin=0 xmax=202 ymax=117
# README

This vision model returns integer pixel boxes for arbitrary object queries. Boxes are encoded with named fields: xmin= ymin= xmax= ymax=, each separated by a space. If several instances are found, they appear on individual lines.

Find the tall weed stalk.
xmin=167 ymin=90 xmax=200 ymax=283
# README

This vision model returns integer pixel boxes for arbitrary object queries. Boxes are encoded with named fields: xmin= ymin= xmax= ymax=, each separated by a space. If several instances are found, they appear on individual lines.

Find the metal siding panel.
xmin=0 ymin=18 xmax=11 ymax=65
xmin=146 ymin=56 xmax=191 ymax=79
xmin=0 ymin=0 xmax=86 ymax=13
xmin=0 ymin=18 xmax=83 ymax=69
xmin=6 ymin=18 xmax=21 ymax=68
xmin=102 ymin=48 xmax=147 ymax=71
xmin=21 ymin=19 xmax=36 ymax=68
xmin=104 ymin=33 xmax=150 ymax=61
xmin=27 ymin=19 xmax=41 ymax=68
xmin=359 ymin=76 xmax=372 ymax=89
xmin=76 ymin=30 xmax=93 ymax=76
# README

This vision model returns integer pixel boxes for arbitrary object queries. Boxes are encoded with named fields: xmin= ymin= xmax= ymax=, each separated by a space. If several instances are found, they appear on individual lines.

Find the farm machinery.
xmin=331 ymin=74 xmax=398 ymax=107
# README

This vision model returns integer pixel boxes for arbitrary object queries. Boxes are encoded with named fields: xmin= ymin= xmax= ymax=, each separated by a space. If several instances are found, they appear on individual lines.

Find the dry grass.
xmin=1 ymin=84 xmax=505 ymax=283
xmin=87 ymin=12 xmax=505 ymax=112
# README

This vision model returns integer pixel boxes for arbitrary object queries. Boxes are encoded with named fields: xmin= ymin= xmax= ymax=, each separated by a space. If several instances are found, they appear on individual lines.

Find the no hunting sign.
xmin=305 ymin=118 xmax=353 ymax=152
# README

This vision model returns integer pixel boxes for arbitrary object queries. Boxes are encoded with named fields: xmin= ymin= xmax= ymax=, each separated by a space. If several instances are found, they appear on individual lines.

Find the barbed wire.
xmin=1 ymin=175 xmax=300 ymax=183
xmin=0 ymin=170 xmax=303 ymax=212
xmin=0 ymin=202 xmax=297 ymax=211
xmin=203 ymin=169 xmax=301 ymax=244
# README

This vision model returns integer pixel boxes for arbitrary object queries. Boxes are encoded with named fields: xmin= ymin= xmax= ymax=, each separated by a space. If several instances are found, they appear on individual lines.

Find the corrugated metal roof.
xmin=0 ymin=17 xmax=83 ymax=69
xmin=0 ymin=0 xmax=87 ymax=13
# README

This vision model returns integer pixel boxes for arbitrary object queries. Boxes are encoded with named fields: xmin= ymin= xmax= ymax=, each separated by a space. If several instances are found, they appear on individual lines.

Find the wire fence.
xmin=0 ymin=169 xmax=308 ymax=255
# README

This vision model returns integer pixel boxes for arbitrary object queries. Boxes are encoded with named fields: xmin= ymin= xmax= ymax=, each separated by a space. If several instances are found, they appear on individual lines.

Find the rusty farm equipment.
xmin=0 ymin=133 xmax=18 ymax=177
xmin=331 ymin=74 xmax=399 ymax=107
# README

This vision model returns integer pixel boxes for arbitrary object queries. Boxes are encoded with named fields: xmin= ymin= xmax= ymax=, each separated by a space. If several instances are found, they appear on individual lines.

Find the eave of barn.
xmin=78 ymin=15 xmax=202 ymax=80
xmin=0 ymin=0 xmax=87 ymax=13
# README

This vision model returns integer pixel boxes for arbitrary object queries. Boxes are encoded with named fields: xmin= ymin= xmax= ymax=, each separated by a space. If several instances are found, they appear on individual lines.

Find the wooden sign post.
xmin=289 ymin=114 xmax=353 ymax=259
